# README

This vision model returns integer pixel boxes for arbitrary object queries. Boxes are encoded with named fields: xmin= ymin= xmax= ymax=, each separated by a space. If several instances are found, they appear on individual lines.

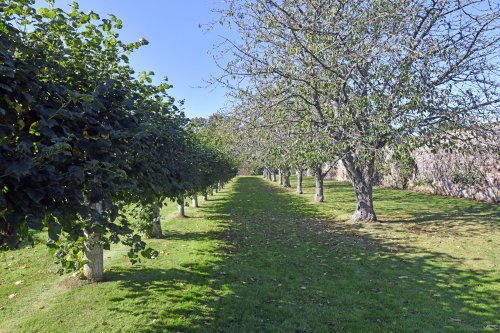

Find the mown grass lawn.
xmin=1 ymin=176 xmax=499 ymax=332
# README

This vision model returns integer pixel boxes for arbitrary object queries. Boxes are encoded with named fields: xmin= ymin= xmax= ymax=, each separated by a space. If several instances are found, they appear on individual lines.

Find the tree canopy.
xmin=0 ymin=0 xmax=236 ymax=278
xmin=214 ymin=0 xmax=500 ymax=221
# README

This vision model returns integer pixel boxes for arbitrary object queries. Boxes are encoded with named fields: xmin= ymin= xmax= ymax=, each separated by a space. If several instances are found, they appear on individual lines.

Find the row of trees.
xmin=214 ymin=0 xmax=500 ymax=221
xmin=0 ymin=0 xmax=236 ymax=281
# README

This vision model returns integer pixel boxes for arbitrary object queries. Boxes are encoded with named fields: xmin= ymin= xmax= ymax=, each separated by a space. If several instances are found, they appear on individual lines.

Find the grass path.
xmin=1 ymin=176 xmax=499 ymax=332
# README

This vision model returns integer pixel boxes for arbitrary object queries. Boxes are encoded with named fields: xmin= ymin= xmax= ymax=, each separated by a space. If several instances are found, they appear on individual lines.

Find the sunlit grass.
xmin=1 ymin=176 xmax=499 ymax=332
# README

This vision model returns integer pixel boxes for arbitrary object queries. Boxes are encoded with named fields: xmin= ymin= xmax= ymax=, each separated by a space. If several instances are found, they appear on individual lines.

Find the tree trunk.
xmin=210 ymin=188 xmax=214 ymax=196
xmin=296 ymin=168 xmax=303 ymax=194
xmin=272 ymin=170 xmax=277 ymax=182
xmin=83 ymin=202 xmax=104 ymax=282
xmin=203 ymin=192 xmax=208 ymax=201
xmin=83 ymin=231 xmax=103 ymax=282
xmin=192 ymin=195 xmax=199 ymax=208
xmin=283 ymin=169 xmax=291 ymax=188
xmin=177 ymin=196 xmax=185 ymax=218
xmin=343 ymin=153 xmax=377 ymax=222
xmin=267 ymin=168 xmax=272 ymax=181
xmin=278 ymin=169 xmax=283 ymax=186
xmin=315 ymin=165 xmax=324 ymax=202
xmin=214 ymin=186 xmax=218 ymax=193
xmin=145 ymin=203 xmax=162 ymax=238
xmin=218 ymin=182 xmax=223 ymax=191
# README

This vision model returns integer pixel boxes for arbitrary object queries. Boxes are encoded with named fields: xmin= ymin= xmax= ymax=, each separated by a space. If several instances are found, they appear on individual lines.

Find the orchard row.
xmin=0 ymin=1 xmax=236 ymax=281
xmin=214 ymin=0 xmax=499 ymax=220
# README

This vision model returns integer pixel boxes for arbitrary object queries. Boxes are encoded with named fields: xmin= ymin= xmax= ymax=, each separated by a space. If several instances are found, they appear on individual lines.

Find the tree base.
xmin=351 ymin=209 xmax=377 ymax=222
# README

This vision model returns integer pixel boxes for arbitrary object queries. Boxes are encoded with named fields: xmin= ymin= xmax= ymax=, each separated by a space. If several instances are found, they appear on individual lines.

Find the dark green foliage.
xmin=0 ymin=0 xmax=235 ymax=270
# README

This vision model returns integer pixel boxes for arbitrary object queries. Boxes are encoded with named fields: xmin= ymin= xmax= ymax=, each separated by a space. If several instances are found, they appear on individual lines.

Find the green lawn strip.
xmin=0 ymin=238 xmax=63 ymax=329
xmin=296 ymin=175 xmax=499 ymax=270
xmin=1 ymin=177 xmax=499 ymax=332
xmin=257 ymin=175 xmax=499 ymax=332
xmin=0 ymin=189 xmax=232 ymax=333
xmin=200 ymin=176 xmax=498 ymax=332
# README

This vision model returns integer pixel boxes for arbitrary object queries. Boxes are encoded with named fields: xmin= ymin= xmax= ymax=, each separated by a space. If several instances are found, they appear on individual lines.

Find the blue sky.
xmin=46 ymin=0 xmax=232 ymax=119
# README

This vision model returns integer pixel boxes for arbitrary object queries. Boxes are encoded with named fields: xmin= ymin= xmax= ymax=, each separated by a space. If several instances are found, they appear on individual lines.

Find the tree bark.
xmin=214 ymin=186 xmax=218 ymax=193
xmin=283 ymin=169 xmax=291 ymax=188
xmin=218 ymin=182 xmax=223 ymax=191
xmin=145 ymin=203 xmax=162 ymax=239
xmin=296 ymin=168 xmax=303 ymax=194
xmin=177 ymin=196 xmax=185 ymax=218
xmin=343 ymin=153 xmax=377 ymax=222
xmin=192 ymin=195 xmax=199 ymax=208
xmin=272 ymin=170 xmax=277 ymax=182
xmin=83 ymin=231 xmax=103 ymax=282
xmin=203 ymin=192 xmax=208 ymax=201
xmin=210 ymin=188 xmax=214 ymax=196
xmin=314 ymin=165 xmax=324 ymax=202
xmin=266 ymin=168 xmax=273 ymax=181
xmin=83 ymin=201 xmax=104 ymax=282
xmin=278 ymin=169 xmax=283 ymax=186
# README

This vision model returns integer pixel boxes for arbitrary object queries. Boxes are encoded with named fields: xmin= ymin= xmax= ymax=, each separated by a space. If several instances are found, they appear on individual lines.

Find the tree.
xmin=215 ymin=0 xmax=500 ymax=221
xmin=0 ymin=0 xmax=236 ymax=281
xmin=222 ymin=83 xmax=338 ymax=202
xmin=0 ymin=2 xmax=173 ymax=280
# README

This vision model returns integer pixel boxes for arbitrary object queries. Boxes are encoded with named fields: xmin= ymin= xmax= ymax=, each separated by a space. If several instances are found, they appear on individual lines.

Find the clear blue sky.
xmin=45 ymin=0 xmax=232 ymax=119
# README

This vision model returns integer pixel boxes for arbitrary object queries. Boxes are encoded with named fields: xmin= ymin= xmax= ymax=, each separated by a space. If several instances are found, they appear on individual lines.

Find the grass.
xmin=1 ymin=176 xmax=499 ymax=332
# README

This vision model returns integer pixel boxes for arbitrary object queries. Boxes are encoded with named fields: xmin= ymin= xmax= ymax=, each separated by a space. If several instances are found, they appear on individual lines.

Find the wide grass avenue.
xmin=1 ymin=176 xmax=499 ymax=332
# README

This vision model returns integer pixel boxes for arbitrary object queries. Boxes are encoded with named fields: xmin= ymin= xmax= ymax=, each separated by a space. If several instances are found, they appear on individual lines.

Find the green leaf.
xmin=36 ymin=7 xmax=56 ymax=19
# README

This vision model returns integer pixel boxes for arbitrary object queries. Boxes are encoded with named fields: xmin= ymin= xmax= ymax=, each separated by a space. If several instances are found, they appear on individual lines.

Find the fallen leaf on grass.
xmin=14 ymin=280 xmax=24 ymax=285
xmin=8 ymin=294 xmax=16 ymax=299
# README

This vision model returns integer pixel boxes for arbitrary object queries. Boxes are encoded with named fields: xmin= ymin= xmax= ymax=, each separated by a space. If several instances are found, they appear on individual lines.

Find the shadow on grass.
xmin=298 ymin=177 xmax=499 ymax=238
xmin=105 ymin=176 xmax=499 ymax=332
